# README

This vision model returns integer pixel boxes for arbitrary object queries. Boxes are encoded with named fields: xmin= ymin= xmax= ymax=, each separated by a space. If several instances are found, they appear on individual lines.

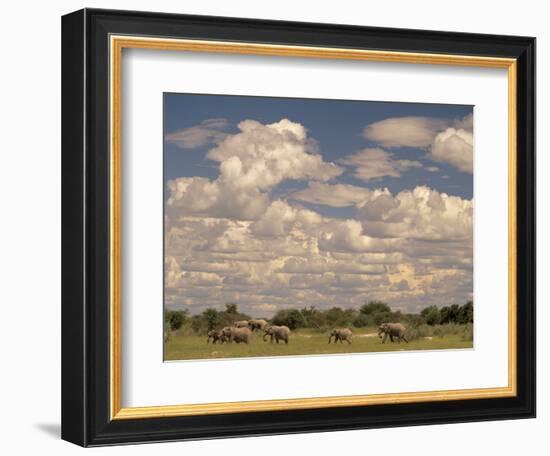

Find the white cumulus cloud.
xmin=362 ymin=114 xmax=474 ymax=174
xmin=292 ymin=182 xmax=378 ymax=207
xmin=165 ymin=118 xmax=229 ymax=149
xmin=340 ymin=148 xmax=422 ymax=181
xmin=164 ymin=115 xmax=474 ymax=315
xmin=207 ymin=119 xmax=342 ymax=189
xmin=430 ymin=128 xmax=473 ymax=174
xmin=167 ymin=119 xmax=342 ymax=221
xmin=363 ymin=116 xmax=448 ymax=148
xmin=358 ymin=186 xmax=473 ymax=241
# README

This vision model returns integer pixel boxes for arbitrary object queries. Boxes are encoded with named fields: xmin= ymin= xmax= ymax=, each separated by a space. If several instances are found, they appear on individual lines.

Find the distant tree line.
xmin=165 ymin=301 xmax=473 ymax=334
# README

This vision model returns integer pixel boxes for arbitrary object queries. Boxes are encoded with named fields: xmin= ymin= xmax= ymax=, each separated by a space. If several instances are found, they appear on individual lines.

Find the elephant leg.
xmin=389 ymin=334 xmax=394 ymax=343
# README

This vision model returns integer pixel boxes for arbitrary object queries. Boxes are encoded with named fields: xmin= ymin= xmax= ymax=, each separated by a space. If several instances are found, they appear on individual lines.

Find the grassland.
xmin=164 ymin=328 xmax=472 ymax=361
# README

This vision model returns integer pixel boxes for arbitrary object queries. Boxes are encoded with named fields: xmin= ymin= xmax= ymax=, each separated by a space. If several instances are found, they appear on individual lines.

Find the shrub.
xmin=405 ymin=327 xmax=419 ymax=341
xmin=165 ymin=310 xmax=187 ymax=331
xmin=360 ymin=301 xmax=391 ymax=315
xmin=405 ymin=314 xmax=425 ymax=328
xmin=190 ymin=315 xmax=207 ymax=334
xmin=416 ymin=324 xmax=434 ymax=338
xmin=373 ymin=311 xmax=393 ymax=326
xmin=458 ymin=301 xmax=474 ymax=324
xmin=421 ymin=306 xmax=442 ymax=326
xmin=224 ymin=303 xmax=238 ymax=315
xmin=353 ymin=313 xmax=370 ymax=328
xmin=322 ymin=307 xmax=357 ymax=329
xmin=202 ymin=308 xmax=220 ymax=331
xmin=271 ymin=309 xmax=306 ymax=329
xmin=461 ymin=323 xmax=474 ymax=341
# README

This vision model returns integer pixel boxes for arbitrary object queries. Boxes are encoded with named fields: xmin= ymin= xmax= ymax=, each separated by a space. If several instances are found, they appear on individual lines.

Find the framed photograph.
xmin=61 ymin=8 xmax=536 ymax=446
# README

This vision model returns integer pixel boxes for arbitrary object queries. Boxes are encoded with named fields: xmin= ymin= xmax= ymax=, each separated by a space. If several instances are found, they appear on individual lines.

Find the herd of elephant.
xmin=206 ymin=319 xmax=408 ymax=345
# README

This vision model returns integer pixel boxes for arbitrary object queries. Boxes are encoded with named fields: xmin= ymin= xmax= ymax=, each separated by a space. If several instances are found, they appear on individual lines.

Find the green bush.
xmin=405 ymin=327 xmax=419 ymax=341
xmin=360 ymin=301 xmax=391 ymax=316
xmin=416 ymin=324 xmax=434 ymax=338
xmin=165 ymin=310 xmax=188 ymax=331
xmin=458 ymin=301 xmax=474 ymax=324
xmin=167 ymin=301 xmax=474 ymax=337
xmin=353 ymin=313 xmax=370 ymax=328
xmin=271 ymin=308 xmax=308 ymax=329
xmin=421 ymin=306 xmax=442 ymax=326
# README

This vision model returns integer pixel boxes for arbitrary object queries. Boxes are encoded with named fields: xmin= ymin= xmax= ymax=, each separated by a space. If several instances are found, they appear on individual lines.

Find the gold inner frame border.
xmin=109 ymin=35 xmax=517 ymax=420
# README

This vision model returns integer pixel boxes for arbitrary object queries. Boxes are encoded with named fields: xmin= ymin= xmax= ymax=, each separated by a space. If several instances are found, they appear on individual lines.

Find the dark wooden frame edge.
xmin=61 ymin=8 xmax=536 ymax=447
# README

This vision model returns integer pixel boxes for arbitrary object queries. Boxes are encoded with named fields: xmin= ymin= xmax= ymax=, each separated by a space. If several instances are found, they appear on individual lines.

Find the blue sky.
xmin=163 ymin=93 xmax=474 ymax=315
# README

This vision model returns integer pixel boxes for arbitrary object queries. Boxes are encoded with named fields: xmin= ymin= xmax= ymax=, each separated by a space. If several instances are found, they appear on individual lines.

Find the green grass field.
xmin=164 ymin=328 xmax=473 ymax=361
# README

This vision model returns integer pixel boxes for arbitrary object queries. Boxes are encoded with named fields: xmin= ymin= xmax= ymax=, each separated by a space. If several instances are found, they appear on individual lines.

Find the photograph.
xmin=57 ymin=5 xmax=536 ymax=447
xmin=163 ymin=94 xmax=475 ymax=361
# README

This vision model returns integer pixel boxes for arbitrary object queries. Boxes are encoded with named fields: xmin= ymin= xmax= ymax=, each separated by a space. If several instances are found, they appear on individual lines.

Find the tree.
xmin=271 ymin=309 xmax=308 ymax=329
xmin=360 ymin=301 xmax=391 ymax=315
xmin=421 ymin=305 xmax=441 ymax=326
xmin=303 ymin=306 xmax=326 ymax=329
xmin=164 ymin=310 xmax=188 ymax=331
xmin=225 ymin=303 xmax=238 ymax=314
xmin=322 ymin=307 xmax=356 ymax=328
xmin=448 ymin=304 xmax=461 ymax=323
xmin=353 ymin=313 xmax=370 ymax=328
xmin=202 ymin=308 xmax=220 ymax=331
xmin=440 ymin=306 xmax=451 ymax=324
xmin=373 ymin=311 xmax=392 ymax=326
xmin=458 ymin=301 xmax=474 ymax=324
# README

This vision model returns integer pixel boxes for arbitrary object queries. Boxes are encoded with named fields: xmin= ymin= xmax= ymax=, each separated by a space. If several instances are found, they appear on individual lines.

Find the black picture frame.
xmin=62 ymin=8 xmax=536 ymax=447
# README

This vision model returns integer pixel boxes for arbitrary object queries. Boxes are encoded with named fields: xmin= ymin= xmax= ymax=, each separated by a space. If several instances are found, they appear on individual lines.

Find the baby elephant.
xmin=221 ymin=326 xmax=252 ymax=344
xmin=328 ymin=328 xmax=353 ymax=344
xmin=206 ymin=329 xmax=222 ymax=344
xmin=378 ymin=322 xmax=408 ymax=343
xmin=263 ymin=325 xmax=290 ymax=344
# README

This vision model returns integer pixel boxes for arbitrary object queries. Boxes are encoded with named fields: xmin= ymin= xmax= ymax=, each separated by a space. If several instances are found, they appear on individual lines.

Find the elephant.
xmin=263 ymin=325 xmax=290 ymax=344
xmin=219 ymin=326 xmax=234 ymax=343
xmin=248 ymin=319 xmax=268 ymax=332
xmin=221 ymin=326 xmax=252 ymax=344
xmin=328 ymin=328 xmax=353 ymax=344
xmin=206 ymin=329 xmax=222 ymax=344
xmin=378 ymin=322 xmax=408 ymax=343
xmin=233 ymin=320 xmax=249 ymax=328
xmin=216 ymin=327 xmax=233 ymax=344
